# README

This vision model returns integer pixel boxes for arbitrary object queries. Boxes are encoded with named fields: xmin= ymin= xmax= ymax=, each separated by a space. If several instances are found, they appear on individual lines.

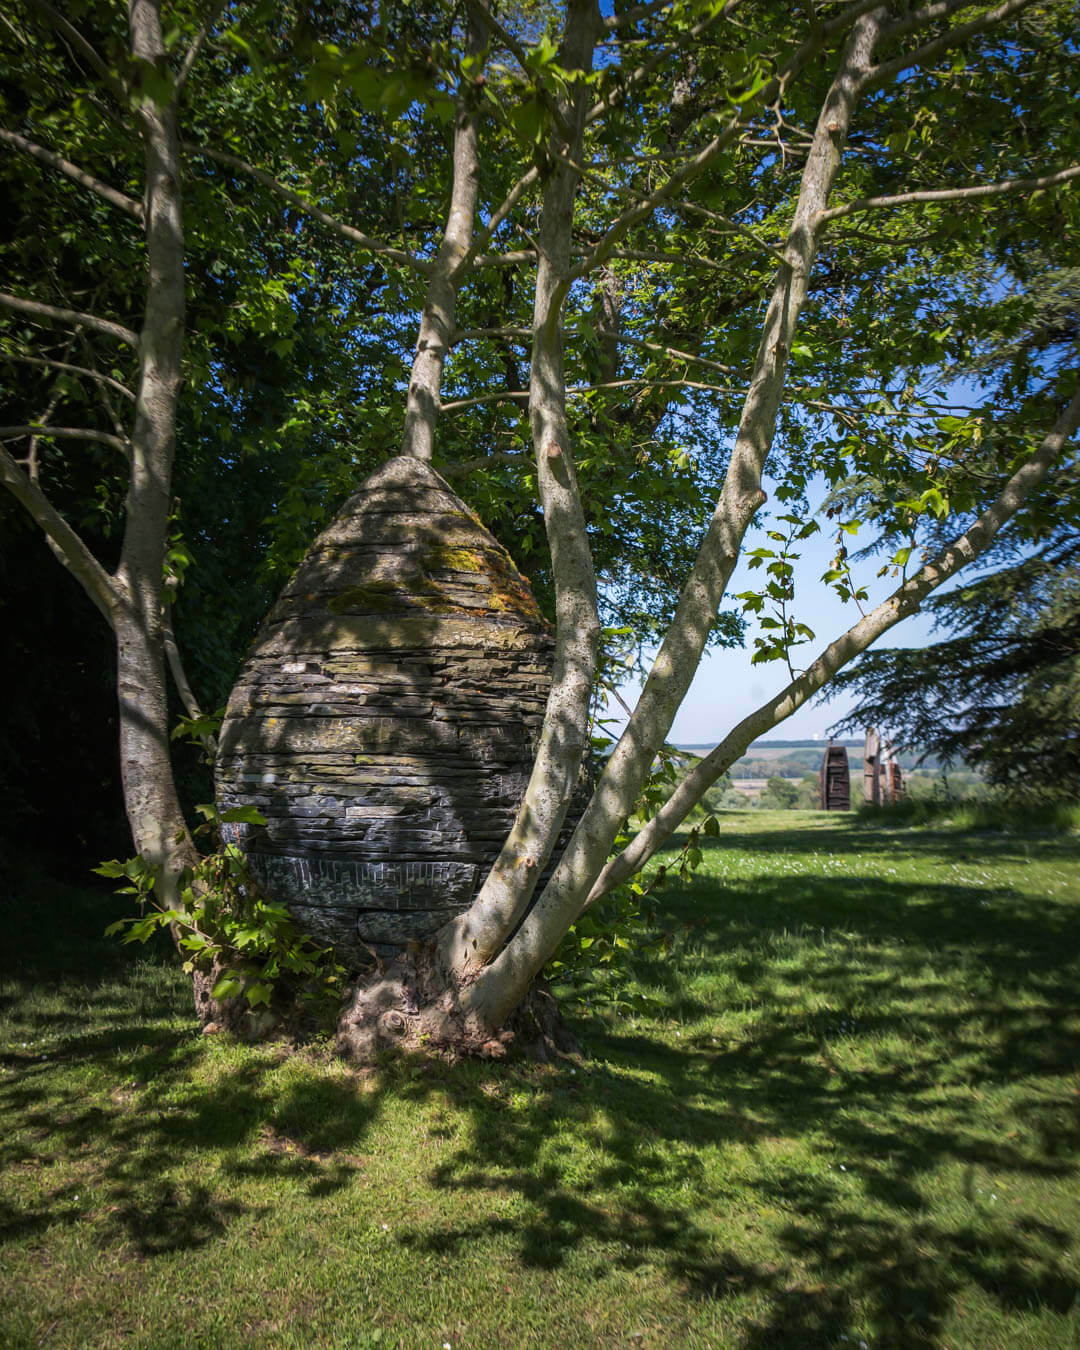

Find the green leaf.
xmin=220 ymin=805 xmax=268 ymax=826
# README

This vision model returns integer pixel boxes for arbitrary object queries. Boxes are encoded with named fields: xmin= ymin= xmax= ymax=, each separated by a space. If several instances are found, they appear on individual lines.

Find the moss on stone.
xmin=422 ymin=544 xmax=489 ymax=574
xmin=328 ymin=577 xmax=454 ymax=615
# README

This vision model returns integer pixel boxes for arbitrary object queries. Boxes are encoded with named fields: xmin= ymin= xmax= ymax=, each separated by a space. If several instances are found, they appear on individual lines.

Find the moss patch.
xmin=327 ymin=578 xmax=454 ymax=616
xmin=421 ymin=544 xmax=490 ymax=574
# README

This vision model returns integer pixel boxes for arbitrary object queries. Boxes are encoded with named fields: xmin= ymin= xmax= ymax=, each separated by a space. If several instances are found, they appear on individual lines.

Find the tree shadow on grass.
xmin=1 ymin=838 xmax=1078 ymax=1345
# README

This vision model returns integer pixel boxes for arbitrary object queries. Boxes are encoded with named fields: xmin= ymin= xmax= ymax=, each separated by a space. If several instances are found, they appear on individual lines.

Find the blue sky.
xmin=610 ymin=482 xmax=942 ymax=745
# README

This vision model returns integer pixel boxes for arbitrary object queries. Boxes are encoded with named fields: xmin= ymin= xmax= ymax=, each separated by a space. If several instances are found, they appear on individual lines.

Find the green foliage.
xmin=758 ymin=774 xmax=799 ymax=810
xmin=96 ymin=803 xmax=345 ymax=1021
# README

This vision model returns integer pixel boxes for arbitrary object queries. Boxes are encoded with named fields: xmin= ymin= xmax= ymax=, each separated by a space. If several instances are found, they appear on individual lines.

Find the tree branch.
xmin=1 ymin=352 xmax=136 ymax=399
xmin=584 ymin=0 xmax=739 ymax=128
xmin=452 ymin=326 xmax=737 ymax=375
xmin=679 ymin=201 xmax=788 ymax=264
xmin=442 ymin=0 xmax=604 ymax=980
xmin=398 ymin=11 xmax=486 ymax=459
xmin=865 ymin=0 xmax=1037 ymax=91
xmin=24 ymin=0 xmax=128 ymax=105
xmin=163 ymin=603 xmax=213 ymax=739
xmin=566 ymin=2 xmax=886 ymax=286
xmin=184 ymin=143 xmax=432 ymax=275
xmin=0 ymin=424 xmax=130 ymax=454
xmin=0 ymin=290 xmax=138 ymax=346
xmin=0 ymin=442 xmax=122 ymax=624
xmin=460 ymin=7 xmax=889 ymax=1025
xmin=440 ymin=376 xmax=737 ymax=413
xmin=465 ymin=0 xmax=575 ymax=142
xmin=459 ymin=167 xmax=541 ymax=272
xmin=174 ymin=0 xmax=227 ymax=93
xmin=817 ymin=162 xmax=1080 ymax=224
xmin=589 ymin=378 xmax=1080 ymax=899
xmin=0 ymin=126 xmax=143 ymax=218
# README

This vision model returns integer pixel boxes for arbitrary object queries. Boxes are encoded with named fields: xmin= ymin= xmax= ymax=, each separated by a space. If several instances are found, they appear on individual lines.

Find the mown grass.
xmin=2 ymin=811 xmax=1079 ymax=1350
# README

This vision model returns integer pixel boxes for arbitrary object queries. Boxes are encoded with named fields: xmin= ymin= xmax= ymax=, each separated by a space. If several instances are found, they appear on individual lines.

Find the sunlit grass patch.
xmin=2 ymin=812 xmax=1079 ymax=1348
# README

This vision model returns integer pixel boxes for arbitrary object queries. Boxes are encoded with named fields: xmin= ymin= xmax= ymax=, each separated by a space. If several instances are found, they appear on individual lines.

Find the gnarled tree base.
xmin=335 ymin=945 xmax=577 ymax=1065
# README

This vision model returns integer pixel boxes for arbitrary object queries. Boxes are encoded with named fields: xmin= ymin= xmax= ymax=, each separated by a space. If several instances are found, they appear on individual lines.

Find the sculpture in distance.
xmin=215 ymin=456 xmax=555 ymax=966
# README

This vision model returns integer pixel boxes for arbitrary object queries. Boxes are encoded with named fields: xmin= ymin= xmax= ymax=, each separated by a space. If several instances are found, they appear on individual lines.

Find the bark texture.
xmin=439 ymin=0 xmax=604 ymax=976
xmin=399 ymin=17 xmax=484 ymax=461
xmin=115 ymin=0 xmax=195 ymax=916
xmin=459 ymin=10 xmax=888 ymax=1029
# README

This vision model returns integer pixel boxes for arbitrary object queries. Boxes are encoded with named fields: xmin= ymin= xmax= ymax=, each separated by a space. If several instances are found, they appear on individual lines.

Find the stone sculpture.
xmin=215 ymin=456 xmax=555 ymax=966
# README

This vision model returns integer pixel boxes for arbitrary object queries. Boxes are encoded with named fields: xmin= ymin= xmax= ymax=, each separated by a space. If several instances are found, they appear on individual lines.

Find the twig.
xmin=184 ymin=143 xmax=431 ymax=275
xmin=0 ymin=290 xmax=138 ymax=347
xmin=1 ymin=353 xmax=135 ymax=399
xmin=0 ymin=424 xmax=131 ymax=454
xmin=0 ymin=127 xmax=142 ymax=218
xmin=816 ymin=162 xmax=1080 ymax=224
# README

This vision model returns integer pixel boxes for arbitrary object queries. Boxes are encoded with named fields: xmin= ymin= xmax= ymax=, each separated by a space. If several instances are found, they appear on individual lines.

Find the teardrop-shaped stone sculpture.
xmin=215 ymin=456 xmax=553 ymax=966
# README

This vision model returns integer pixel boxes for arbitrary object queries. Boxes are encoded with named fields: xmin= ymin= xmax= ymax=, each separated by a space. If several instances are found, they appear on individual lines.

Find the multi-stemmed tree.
xmin=2 ymin=0 xmax=1078 ymax=1053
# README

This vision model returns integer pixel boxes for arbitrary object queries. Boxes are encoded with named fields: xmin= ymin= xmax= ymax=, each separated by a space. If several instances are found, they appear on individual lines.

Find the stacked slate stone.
xmin=215 ymin=455 xmax=556 ymax=966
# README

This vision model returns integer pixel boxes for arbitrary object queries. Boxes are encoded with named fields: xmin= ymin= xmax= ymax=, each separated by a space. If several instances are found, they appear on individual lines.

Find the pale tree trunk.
xmin=439 ymin=0 xmax=604 ymax=976
xmin=0 ymin=1 xmax=206 ymax=999
xmin=459 ymin=9 xmax=889 ymax=1029
xmin=116 ymin=0 xmax=196 ymax=912
xmin=399 ymin=17 xmax=485 ymax=461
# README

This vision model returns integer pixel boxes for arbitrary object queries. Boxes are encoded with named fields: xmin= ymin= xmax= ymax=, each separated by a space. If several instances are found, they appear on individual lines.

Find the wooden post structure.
xmin=819 ymin=740 xmax=851 ymax=810
xmin=864 ymin=727 xmax=881 ymax=807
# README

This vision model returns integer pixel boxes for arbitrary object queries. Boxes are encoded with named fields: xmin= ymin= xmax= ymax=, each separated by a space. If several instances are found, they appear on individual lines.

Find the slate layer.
xmin=215 ymin=455 xmax=554 ymax=966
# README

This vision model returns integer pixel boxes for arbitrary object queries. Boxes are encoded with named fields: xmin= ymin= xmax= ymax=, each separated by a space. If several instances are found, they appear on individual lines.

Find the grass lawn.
xmin=2 ymin=810 xmax=1079 ymax=1349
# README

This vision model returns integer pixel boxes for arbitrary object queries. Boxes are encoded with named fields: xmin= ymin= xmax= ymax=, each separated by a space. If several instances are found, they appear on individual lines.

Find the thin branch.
xmin=23 ymin=341 xmax=72 ymax=484
xmin=877 ymin=0 xmax=975 ymax=46
xmin=452 ymin=325 xmax=737 ymax=375
xmin=0 ymin=441 xmax=121 ymax=624
xmin=440 ymin=375 xmax=736 ymax=412
xmin=0 ymin=290 xmax=138 ymax=347
xmin=184 ymin=142 xmax=432 ymax=275
xmin=459 ymin=167 xmax=541 ymax=272
xmin=175 ymin=0 xmax=227 ymax=93
xmin=584 ymin=1 xmax=740 ymax=128
xmin=1 ymin=352 xmax=136 ymax=400
xmin=604 ymin=0 xmax=671 ymax=31
xmin=24 ymin=0 xmax=128 ymax=106
xmin=80 ymin=335 xmax=130 ymax=442
xmin=163 ymin=604 xmax=214 ymax=741
xmin=465 ymin=0 xmax=574 ymax=142
xmin=0 ymin=424 xmax=131 ymax=454
xmin=439 ymin=449 xmax=527 ymax=477
xmin=679 ymin=201 xmax=789 ymax=264
xmin=0 ymin=126 xmax=143 ymax=218
xmin=816 ymin=162 xmax=1080 ymax=224
xmin=471 ymin=244 xmax=728 ymax=270
xmin=616 ymin=333 xmax=737 ymax=375
xmin=566 ymin=2 xmax=887 ymax=286
xmin=865 ymin=0 xmax=1038 ymax=91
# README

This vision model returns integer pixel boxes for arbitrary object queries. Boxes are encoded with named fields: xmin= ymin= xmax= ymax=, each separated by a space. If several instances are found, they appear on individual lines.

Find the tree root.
xmin=335 ymin=944 xmax=577 ymax=1065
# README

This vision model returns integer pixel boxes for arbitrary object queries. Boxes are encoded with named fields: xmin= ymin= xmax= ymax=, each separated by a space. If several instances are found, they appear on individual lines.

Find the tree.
xmin=759 ymin=775 xmax=799 ymax=809
xmin=2 ymin=0 xmax=1079 ymax=1056
xmin=0 ymin=0 xmax=196 ymax=916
